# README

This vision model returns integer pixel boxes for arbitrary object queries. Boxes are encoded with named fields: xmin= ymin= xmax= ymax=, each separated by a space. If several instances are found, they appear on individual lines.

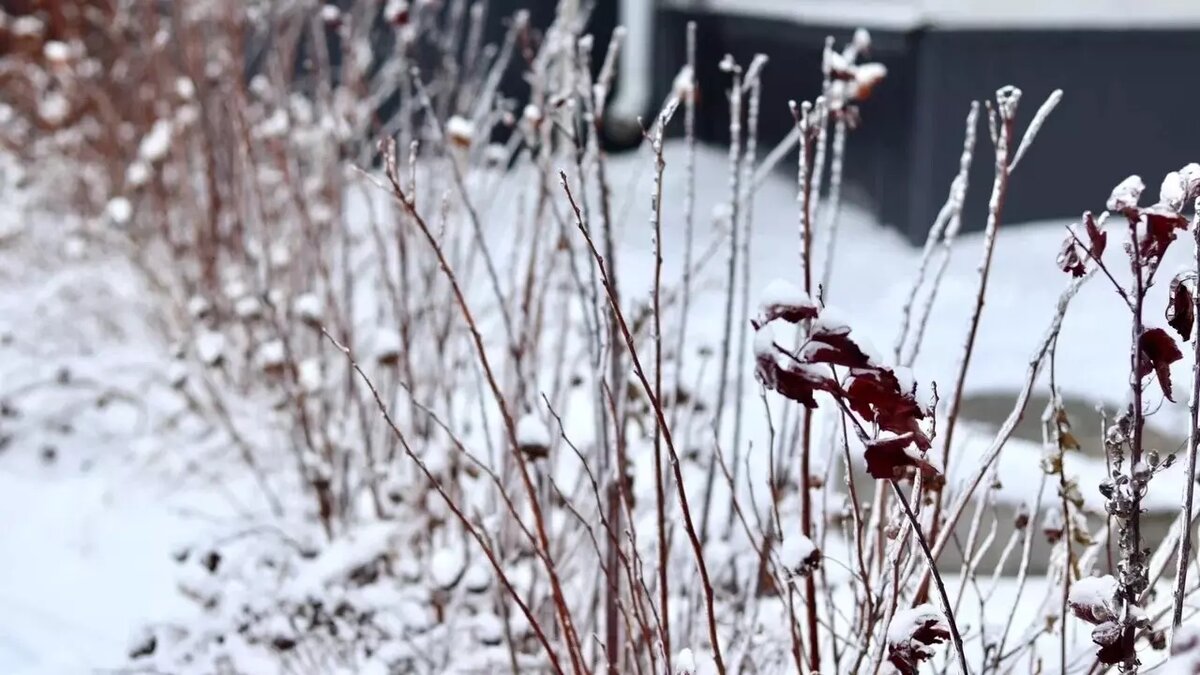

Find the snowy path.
xmin=0 ymin=212 xmax=240 ymax=673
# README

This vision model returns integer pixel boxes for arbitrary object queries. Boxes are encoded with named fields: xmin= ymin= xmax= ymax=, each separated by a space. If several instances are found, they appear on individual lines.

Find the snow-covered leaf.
xmin=754 ymin=279 xmax=818 ymax=328
xmin=1106 ymin=174 xmax=1144 ymax=213
xmin=887 ymin=605 xmax=949 ymax=675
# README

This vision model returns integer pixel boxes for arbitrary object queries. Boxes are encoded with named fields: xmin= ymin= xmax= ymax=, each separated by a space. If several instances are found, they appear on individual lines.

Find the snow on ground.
xmin=0 ymin=199 xmax=270 ymax=672
xmin=0 ymin=138 xmax=1191 ymax=672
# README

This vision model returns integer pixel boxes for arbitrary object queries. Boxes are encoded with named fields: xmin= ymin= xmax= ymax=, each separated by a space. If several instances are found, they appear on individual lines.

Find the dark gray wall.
xmin=651 ymin=9 xmax=1200 ymax=243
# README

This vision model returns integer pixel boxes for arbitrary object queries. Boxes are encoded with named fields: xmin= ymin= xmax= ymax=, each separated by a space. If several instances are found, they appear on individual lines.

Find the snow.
xmin=298 ymin=358 xmax=323 ymax=393
xmin=373 ymin=327 xmax=402 ymax=363
xmin=105 ymin=197 xmax=132 ymax=225
xmin=293 ymin=292 xmax=322 ymax=324
xmin=1182 ymin=163 xmax=1200 ymax=201
xmin=888 ymin=604 xmax=946 ymax=644
xmin=778 ymin=533 xmax=817 ymax=574
xmin=852 ymin=27 xmax=872 ymax=51
xmin=139 ymin=120 xmax=173 ymax=163
xmin=759 ymin=278 xmax=810 ymax=313
xmin=186 ymin=295 xmax=210 ymax=319
xmin=445 ymin=115 xmax=474 ymax=145
xmin=1160 ymin=170 xmax=1187 ymax=210
xmin=753 ymin=323 xmax=776 ymax=357
xmin=1068 ymin=574 xmax=1119 ymax=623
xmin=11 ymin=15 xmax=43 ymax=37
xmin=811 ymin=303 xmax=853 ymax=335
xmin=167 ymin=360 xmax=188 ymax=389
xmin=1106 ymin=174 xmax=1145 ymax=211
xmin=194 ymin=330 xmax=226 ymax=366
xmin=233 ymin=294 xmax=262 ymax=319
xmin=462 ymin=563 xmax=490 ymax=593
xmin=38 ymin=92 xmax=68 ymax=125
xmin=675 ymin=648 xmax=697 ymax=674
xmin=290 ymin=522 xmax=398 ymax=595
xmin=1167 ymin=625 xmax=1200 ymax=675
xmin=175 ymin=78 xmax=195 ymax=101
xmin=429 ymin=546 xmax=465 ymax=589
xmin=672 ymin=65 xmax=695 ymax=98
xmin=257 ymin=109 xmax=289 ymax=139
xmin=384 ymin=0 xmax=409 ymax=23
xmin=854 ymin=62 xmax=888 ymax=92
xmin=42 ymin=40 xmax=70 ymax=63
xmin=0 ymin=217 xmax=245 ymax=673
xmin=254 ymin=339 xmax=286 ymax=371
xmin=516 ymin=412 xmax=551 ymax=449
xmin=126 ymin=161 xmax=150 ymax=187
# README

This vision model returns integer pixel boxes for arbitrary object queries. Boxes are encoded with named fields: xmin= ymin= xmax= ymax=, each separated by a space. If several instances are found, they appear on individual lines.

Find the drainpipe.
xmin=604 ymin=0 xmax=653 ymax=144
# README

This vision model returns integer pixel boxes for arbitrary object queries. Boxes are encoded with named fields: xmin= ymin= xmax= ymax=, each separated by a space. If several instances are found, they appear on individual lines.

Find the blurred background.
xmin=499 ymin=0 xmax=1200 ymax=241
xmin=6 ymin=0 xmax=1199 ymax=241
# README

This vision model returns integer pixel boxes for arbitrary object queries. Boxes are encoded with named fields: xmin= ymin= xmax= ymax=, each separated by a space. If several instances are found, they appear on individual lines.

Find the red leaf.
xmin=846 ymin=369 xmax=931 ymax=450
xmin=1084 ymin=211 xmax=1106 ymax=259
xmin=773 ymin=367 xmax=819 ymax=408
xmin=1093 ymin=621 xmax=1135 ymax=665
xmin=801 ymin=332 xmax=873 ymax=369
xmin=1139 ymin=205 xmax=1188 ymax=262
xmin=1139 ymin=327 xmax=1183 ymax=401
xmin=756 ymin=345 xmax=838 ymax=409
xmin=1057 ymin=236 xmax=1086 ymax=277
xmin=1168 ymin=278 xmax=1194 ymax=341
xmin=864 ymin=433 xmax=940 ymax=480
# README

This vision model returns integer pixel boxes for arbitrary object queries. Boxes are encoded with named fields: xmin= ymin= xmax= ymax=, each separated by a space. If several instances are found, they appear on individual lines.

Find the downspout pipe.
xmin=604 ymin=0 xmax=653 ymax=144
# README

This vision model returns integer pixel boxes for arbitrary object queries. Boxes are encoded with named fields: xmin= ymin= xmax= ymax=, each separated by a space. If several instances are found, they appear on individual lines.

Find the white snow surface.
xmin=516 ymin=412 xmax=552 ymax=449
xmin=0 ymin=218 xmax=258 ymax=673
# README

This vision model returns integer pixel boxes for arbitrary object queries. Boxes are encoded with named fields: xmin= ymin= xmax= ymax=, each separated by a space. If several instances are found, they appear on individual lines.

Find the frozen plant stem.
xmin=890 ymin=479 xmax=970 ymax=675
xmin=379 ymin=145 xmax=588 ymax=675
xmin=648 ymin=92 xmax=681 ymax=672
xmin=792 ymin=96 xmax=822 ymax=673
xmin=925 ymin=88 xmax=1062 ymax=599
xmin=670 ymin=20 xmax=698 ymax=441
xmin=1174 ymin=201 xmax=1200 ymax=631
xmin=728 ymin=53 xmax=768 ymax=537
xmin=927 ymin=89 xmax=1020 ymax=569
xmin=323 ymin=330 xmax=567 ymax=675
xmin=561 ymin=172 xmax=727 ymax=675
xmin=893 ymin=102 xmax=979 ymax=365
xmin=1122 ymin=210 xmax=1147 ymax=674
xmin=922 ymin=270 xmax=1091 ymax=607
xmin=700 ymin=53 xmax=743 ymax=544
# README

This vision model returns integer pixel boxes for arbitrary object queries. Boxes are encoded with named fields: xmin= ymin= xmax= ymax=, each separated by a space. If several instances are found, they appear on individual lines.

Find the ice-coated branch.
xmin=1173 ymin=197 xmax=1200 ymax=632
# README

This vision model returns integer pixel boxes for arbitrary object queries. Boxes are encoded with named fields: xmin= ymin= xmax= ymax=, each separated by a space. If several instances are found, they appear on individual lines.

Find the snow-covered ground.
xmin=0 ymin=139 xmax=1192 ymax=673
xmin=0 ymin=173 xmax=261 ymax=672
